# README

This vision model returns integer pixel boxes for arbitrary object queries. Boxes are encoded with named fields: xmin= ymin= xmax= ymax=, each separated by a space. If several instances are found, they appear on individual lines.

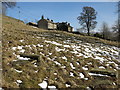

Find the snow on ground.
xmin=34 ymin=63 xmax=37 ymax=67
xmin=0 ymin=87 xmax=4 ymax=90
xmin=55 ymin=47 xmax=65 ymax=52
xmin=82 ymin=66 xmax=89 ymax=70
xmin=45 ymin=40 xmax=62 ymax=46
xmin=54 ymin=61 xmax=61 ymax=66
xmin=70 ymin=72 xmax=74 ymax=77
xmin=38 ymin=81 xmax=48 ymax=88
xmin=66 ymin=84 xmax=71 ymax=87
xmin=11 ymin=38 xmax=119 ymax=65
xmin=17 ymin=55 xmax=30 ymax=60
xmin=54 ymin=72 xmax=57 ymax=75
xmin=61 ymin=66 xmax=66 ymax=69
xmin=48 ymin=86 xmax=57 ymax=90
xmin=19 ymin=40 xmax=24 ymax=42
xmin=70 ymin=63 xmax=75 ymax=69
xmin=99 ymin=66 xmax=105 ymax=69
xmin=14 ymin=69 xmax=22 ymax=73
xmin=79 ymin=73 xmax=85 ymax=78
xmin=16 ymin=80 xmax=22 ymax=83
xmin=62 ymin=56 xmax=67 ymax=60
xmin=86 ymin=87 xmax=92 ymax=90
xmin=88 ymin=73 xmax=109 ymax=77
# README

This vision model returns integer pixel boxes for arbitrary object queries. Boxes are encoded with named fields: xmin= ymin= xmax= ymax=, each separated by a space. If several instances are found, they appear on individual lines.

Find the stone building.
xmin=37 ymin=15 xmax=57 ymax=30
xmin=27 ymin=22 xmax=38 ymax=27
xmin=57 ymin=22 xmax=74 ymax=32
xmin=37 ymin=15 xmax=74 ymax=32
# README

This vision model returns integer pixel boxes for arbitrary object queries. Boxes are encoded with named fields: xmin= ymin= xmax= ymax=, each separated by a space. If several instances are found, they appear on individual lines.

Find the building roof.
xmin=38 ymin=18 xmax=56 ymax=24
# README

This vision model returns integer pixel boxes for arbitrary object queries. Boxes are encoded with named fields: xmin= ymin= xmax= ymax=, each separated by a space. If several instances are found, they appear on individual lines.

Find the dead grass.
xmin=2 ymin=15 xmax=119 ymax=89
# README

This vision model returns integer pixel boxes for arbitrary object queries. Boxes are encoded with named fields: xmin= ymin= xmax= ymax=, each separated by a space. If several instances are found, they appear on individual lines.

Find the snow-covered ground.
xmin=10 ymin=34 xmax=120 ymax=88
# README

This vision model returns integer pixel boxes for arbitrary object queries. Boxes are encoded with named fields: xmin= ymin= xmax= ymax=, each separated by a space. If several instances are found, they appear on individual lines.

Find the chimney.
xmin=41 ymin=15 xmax=44 ymax=19
xmin=68 ymin=23 xmax=70 ymax=26
xmin=51 ymin=20 xmax=53 ymax=22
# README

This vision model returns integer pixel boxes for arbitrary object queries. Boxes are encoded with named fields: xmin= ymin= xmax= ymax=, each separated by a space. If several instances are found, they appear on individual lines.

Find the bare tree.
xmin=77 ymin=6 xmax=97 ymax=36
xmin=111 ymin=22 xmax=119 ymax=41
xmin=118 ymin=1 xmax=120 ymax=42
xmin=101 ymin=22 xmax=111 ymax=40
xmin=1 ymin=1 xmax=16 ymax=15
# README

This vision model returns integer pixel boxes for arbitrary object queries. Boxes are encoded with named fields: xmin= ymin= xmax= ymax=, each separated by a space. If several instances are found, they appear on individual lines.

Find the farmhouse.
xmin=37 ymin=15 xmax=74 ymax=32
xmin=57 ymin=22 xmax=74 ymax=32
xmin=37 ymin=15 xmax=57 ymax=30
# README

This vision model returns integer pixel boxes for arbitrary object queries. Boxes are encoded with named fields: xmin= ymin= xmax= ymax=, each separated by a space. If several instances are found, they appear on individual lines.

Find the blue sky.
xmin=7 ymin=2 xmax=118 ymax=32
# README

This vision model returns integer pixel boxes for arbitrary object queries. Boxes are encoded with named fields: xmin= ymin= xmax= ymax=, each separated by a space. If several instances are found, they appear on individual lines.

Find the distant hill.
xmin=2 ymin=15 xmax=120 ymax=89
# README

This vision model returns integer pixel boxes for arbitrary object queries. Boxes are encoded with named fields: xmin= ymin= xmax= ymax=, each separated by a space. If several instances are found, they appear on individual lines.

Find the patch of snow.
xmin=71 ymin=51 xmax=78 ymax=54
xmin=94 ymin=56 xmax=105 ymax=62
xmin=48 ymin=86 xmax=57 ymax=89
xmin=17 ymin=55 xmax=30 ymax=60
xmin=84 ymin=48 xmax=91 ymax=52
xmin=84 ymin=78 xmax=89 ymax=80
xmin=55 ymin=47 xmax=65 ymax=52
xmin=37 ymin=44 xmax=43 ymax=47
xmin=32 ymin=44 xmax=36 ymax=47
xmin=88 ymin=73 xmax=109 ymax=77
xmin=19 ymin=49 xmax=25 ymax=53
xmin=76 ymin=53 xmax=83 ymax=57
xmin=14 ymin=69 xmax=22 ymax=73
xmin=0 ymin=87 xmax=4 ymax=90
xmin=13 ymin=60 xmax=17 ymax=62
xmin=45 ymin=40 xmax=62 ymax=46
xmin=82 ymin=67 xmax=88 ymax=70
xmin=79 ymin=73 xmax=84 ymax=78
xmin=86 ymin=87 xmax=92 ymax=90
xmin=113 ymin=82 xmax=116 ymax=85
xmin=12 ymin=47 xmax=17 ymax=50
xmin=76 ymin=62 xmax=80 ymax=65
xmin=70 ymin=72 xmax=74 ymax=77
xmin=17 ymin=46 xmax=23 ymax=49
xmin=16 ymin=80 xmax=22 ymax=83
xmin=87 ymin=62 xmax=92 ymax=65
xmin=54 ymin=72 xmax=57 ymax=75
xmin=49 ymin=53 xmax=52 ymax=55
xmin=35 ymin=70 xmax=38 ymax=73
xmin=61 ymin=66 xmax=66 ymax=68
xmin=38 ymin=81 xmax=47 ymax=88
xmin=34 ymin=63 xmax=37 ymax=67
xmin=62 ymin=56 xmax=67 ymax=60
xmin=70 ymin=63 xmax=75 ymax=69
xmin=32 ymin=26 xmax=37 ymax=28
xmin=99 ymin=66 xmax=105 ymax=69
xmin=63 ymin=45 xmax=70 ymax=48
xmin=83 ymin=55 xmax=89 ymax=58
xmin=54 ymin=61 xmax=61 ymax=66
xmin=19 ymin=40 xmax=24 ymax=42
xmin=66 ymin=84 xmax=71 ymax=87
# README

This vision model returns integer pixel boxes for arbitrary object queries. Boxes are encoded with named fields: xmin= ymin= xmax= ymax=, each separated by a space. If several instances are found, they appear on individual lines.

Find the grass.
xmin=2 ymin=15 xmax=120 ymax=89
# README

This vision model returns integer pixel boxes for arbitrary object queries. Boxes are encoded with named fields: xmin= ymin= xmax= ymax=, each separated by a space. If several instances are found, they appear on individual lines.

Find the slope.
xmin=2 ymin=15 xmax=120 ymax=89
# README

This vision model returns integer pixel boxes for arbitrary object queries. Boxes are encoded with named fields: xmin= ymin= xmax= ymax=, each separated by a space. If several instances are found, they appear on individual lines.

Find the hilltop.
xmin=2 ymin=16 xmax=120 ymax=89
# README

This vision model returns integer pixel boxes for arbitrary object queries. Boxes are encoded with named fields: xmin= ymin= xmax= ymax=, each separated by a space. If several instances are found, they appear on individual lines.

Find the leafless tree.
xmin=118 ymin=1 xmax=120 ymax=42
xmin=77 ymin=6 xmax=97 ymax=36
xmin=101 ymin=22 xmax=111 ymax=40
xmin=1 ymin=0 xmax=16 ymax=15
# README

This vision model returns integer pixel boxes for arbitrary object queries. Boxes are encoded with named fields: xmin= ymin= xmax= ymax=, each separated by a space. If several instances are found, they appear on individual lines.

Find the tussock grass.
xmin=2 ymin=15 xmax=119 ymax=88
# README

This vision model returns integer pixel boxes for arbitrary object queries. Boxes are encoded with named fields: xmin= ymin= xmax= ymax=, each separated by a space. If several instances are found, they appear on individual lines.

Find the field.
xmin=2 ymin=16 xmax=120 ymax=89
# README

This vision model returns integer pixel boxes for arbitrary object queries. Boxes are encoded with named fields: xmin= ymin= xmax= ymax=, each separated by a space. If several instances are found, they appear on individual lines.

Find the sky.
xmin=7 ymin=2 xmax=118 ymax=32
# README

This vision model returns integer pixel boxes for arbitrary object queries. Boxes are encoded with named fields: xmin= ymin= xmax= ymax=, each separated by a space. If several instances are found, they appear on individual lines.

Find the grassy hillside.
xmin=2 ymin=16 xmax=120 ymax=89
